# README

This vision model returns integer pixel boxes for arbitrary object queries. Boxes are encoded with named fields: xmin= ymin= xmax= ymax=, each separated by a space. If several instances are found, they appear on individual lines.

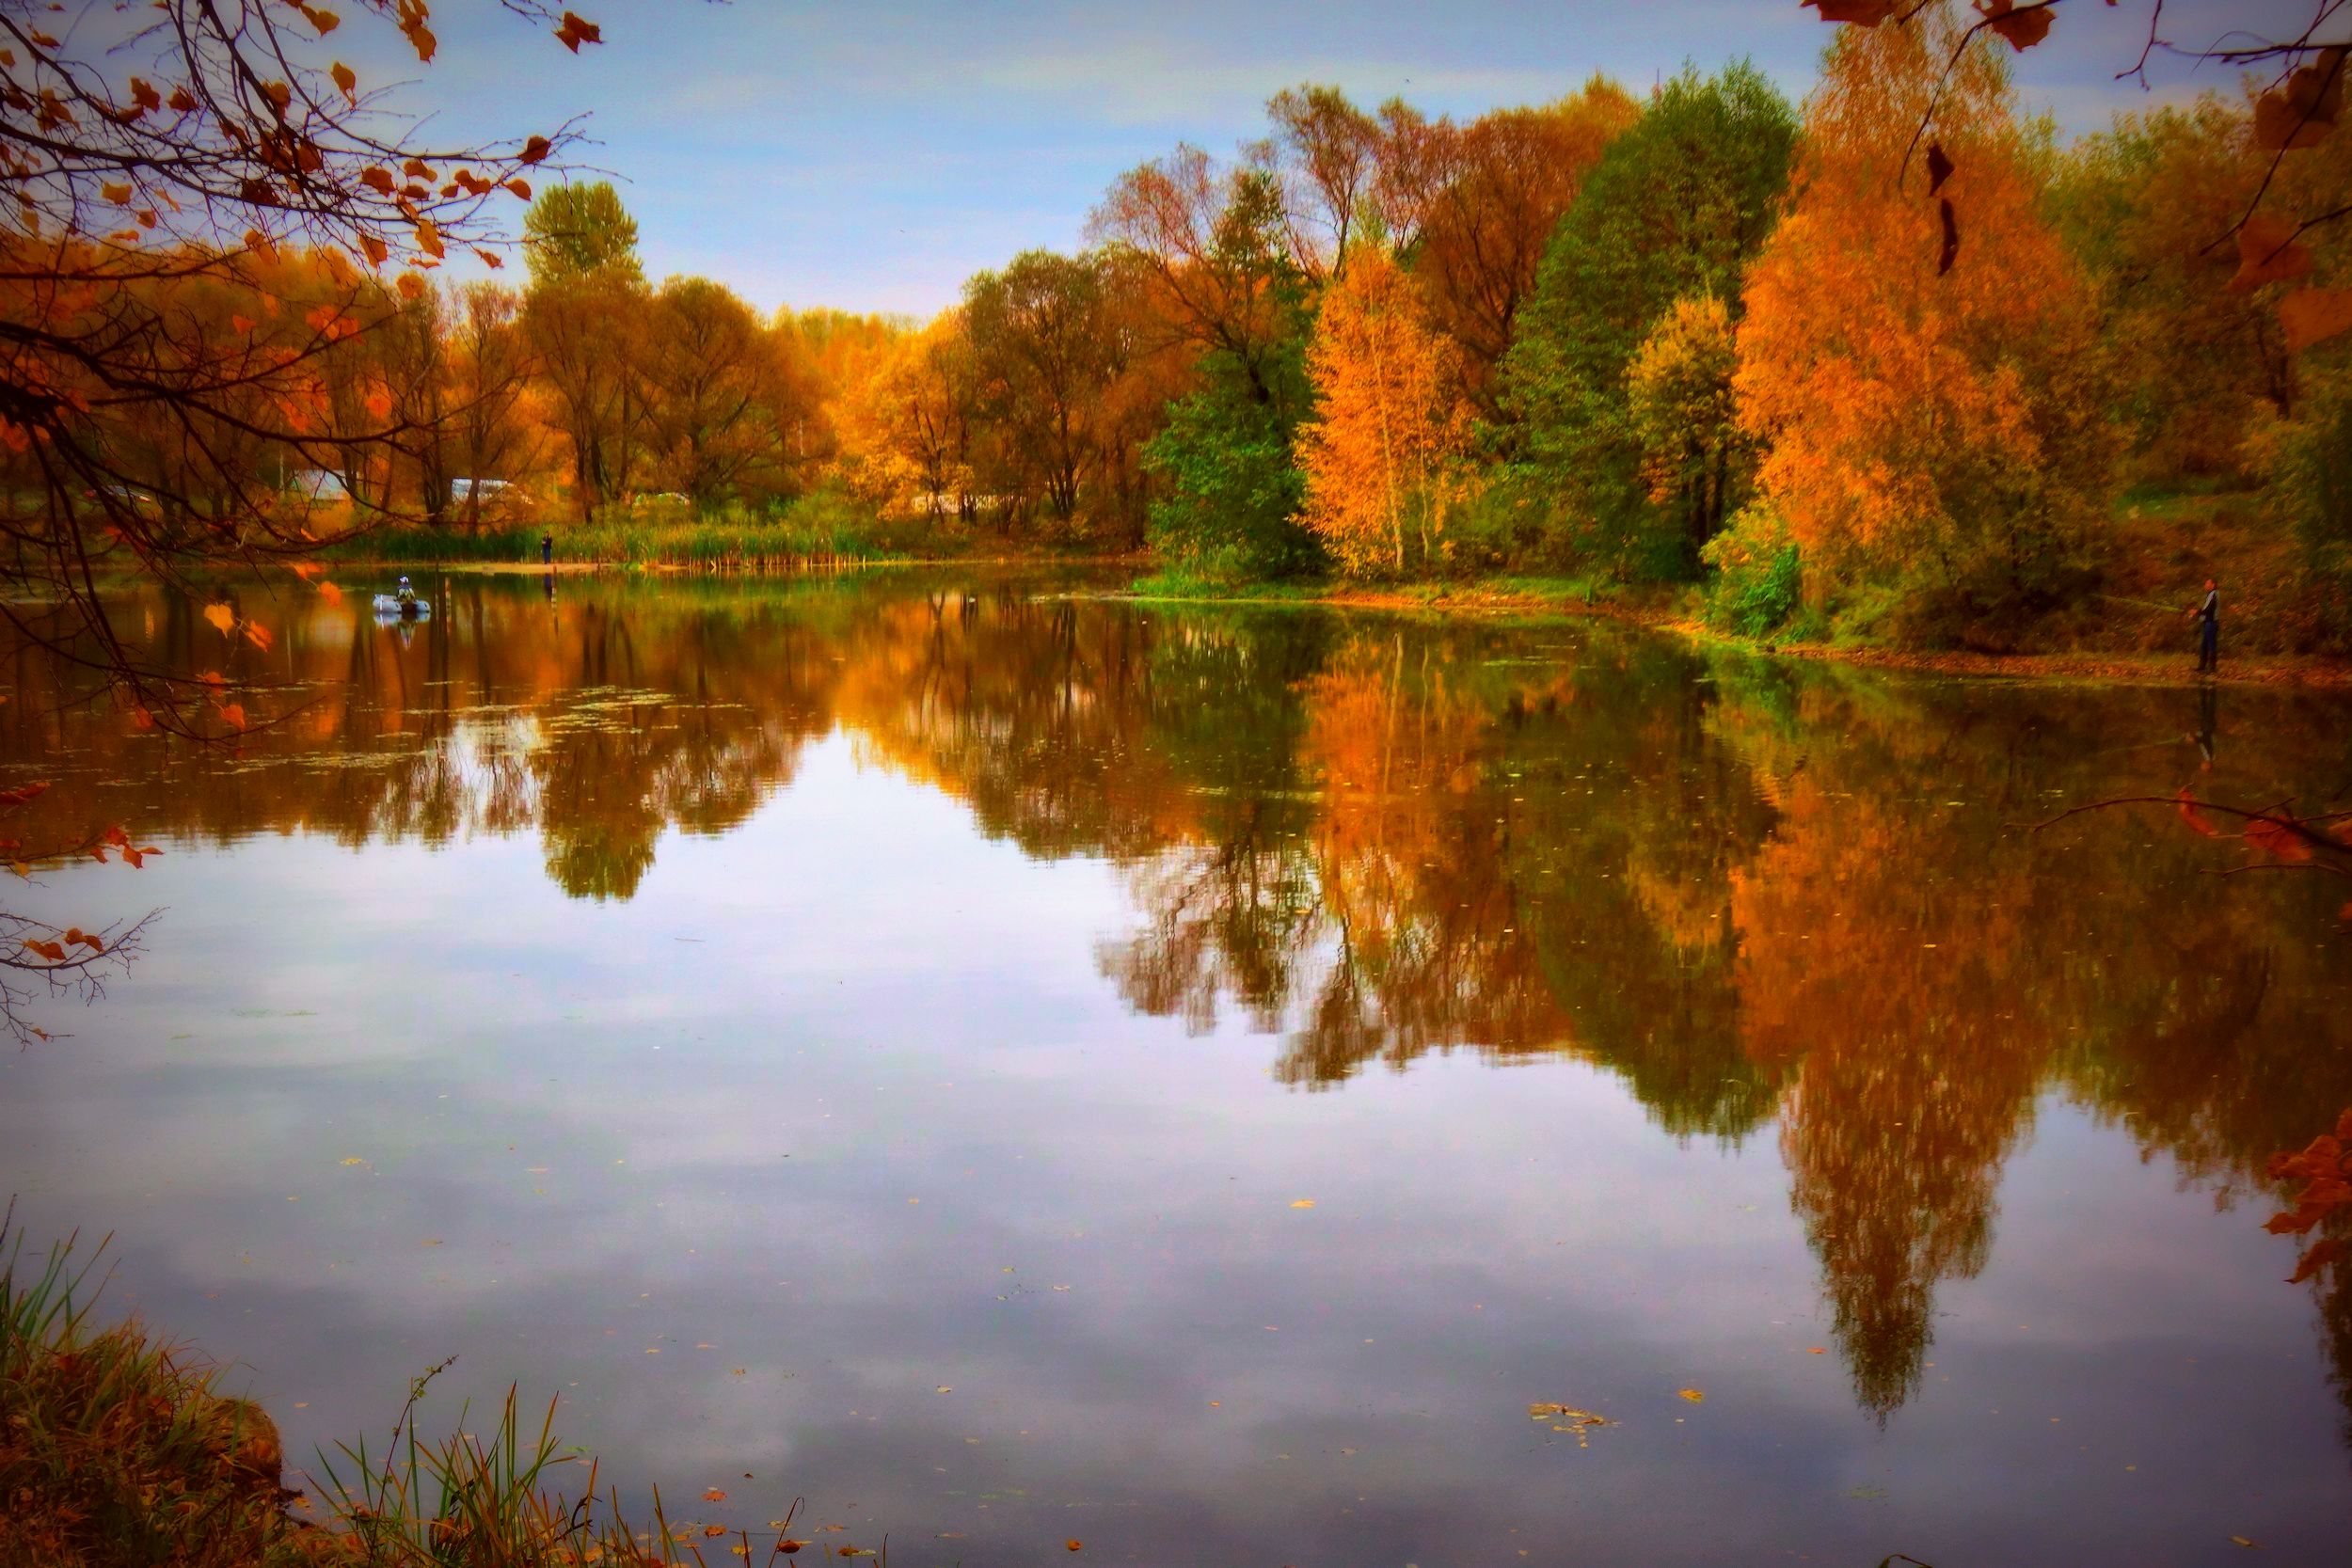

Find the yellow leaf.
xmin=203 ymin=603 xmax=234 ymax=635
xmin=1289 ymin=1198 xmax=1315 ymax=1209
xmin=1677 ymin=1387 xmax=1706 ymax=1403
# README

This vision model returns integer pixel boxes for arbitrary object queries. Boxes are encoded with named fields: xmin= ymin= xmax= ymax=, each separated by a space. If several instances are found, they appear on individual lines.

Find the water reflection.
xmin=4 ymin=572 xmax=2352 ymax=1549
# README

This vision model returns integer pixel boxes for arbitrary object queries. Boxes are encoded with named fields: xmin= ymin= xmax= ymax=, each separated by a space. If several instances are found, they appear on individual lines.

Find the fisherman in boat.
xmin=395 ymin=575 xmax=417 ymax=608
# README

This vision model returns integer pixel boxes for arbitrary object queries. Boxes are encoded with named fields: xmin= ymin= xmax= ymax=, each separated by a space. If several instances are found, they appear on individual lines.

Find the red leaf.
xmin=1804 ymin=0 xmax=1899 ymax=22
xmin=1977 ymin=0 xmax=2053 ymax=52
xmin=2175 ymin=786 xmax=2218 ymax=837
xmin=2228 ymin=214 xmax=2313 ymax=293
xmin=2290 ymin=1236 xmax=2343 ymax=1285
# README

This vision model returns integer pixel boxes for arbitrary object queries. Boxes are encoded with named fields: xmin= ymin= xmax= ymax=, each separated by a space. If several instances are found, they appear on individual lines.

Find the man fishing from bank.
xmin=2185 ymin=578 xmax=2219 ymax=673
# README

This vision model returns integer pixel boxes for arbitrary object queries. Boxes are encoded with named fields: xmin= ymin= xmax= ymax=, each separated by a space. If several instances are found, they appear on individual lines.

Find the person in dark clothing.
xmin=2185 ymin=578 xmax=2219 ymax=673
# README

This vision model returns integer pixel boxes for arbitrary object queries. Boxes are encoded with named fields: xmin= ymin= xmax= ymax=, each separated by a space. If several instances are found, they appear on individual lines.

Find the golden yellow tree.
xmin=1297 ymin=250 xmax=1479 ymax=576
xmin=1733 ymin=4 xmax=2111 ymax=628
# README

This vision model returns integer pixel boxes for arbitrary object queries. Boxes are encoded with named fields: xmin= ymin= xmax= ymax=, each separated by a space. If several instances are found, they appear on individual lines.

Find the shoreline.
xmin=1113 ymin=578 xmax=2352 ymax=690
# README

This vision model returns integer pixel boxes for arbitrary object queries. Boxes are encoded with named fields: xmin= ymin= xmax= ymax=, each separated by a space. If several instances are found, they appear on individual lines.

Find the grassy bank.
xmin=1123 ymin=489 xmax=2352 ymax=688
xmin=0 ymin=1218 xmax=793 ymax=1567
xmin=318 ymin=492 xmax=1133 ymax=574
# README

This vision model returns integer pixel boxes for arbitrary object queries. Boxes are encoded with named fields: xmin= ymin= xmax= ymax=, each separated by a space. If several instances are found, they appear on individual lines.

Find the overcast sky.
xmin=371 ymin=0 xmax=2312 ymax=317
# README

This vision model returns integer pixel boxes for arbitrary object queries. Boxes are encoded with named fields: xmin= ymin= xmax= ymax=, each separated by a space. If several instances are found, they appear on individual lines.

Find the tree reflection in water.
xmin=4 ymin=571 xmax=2350 ymax=1433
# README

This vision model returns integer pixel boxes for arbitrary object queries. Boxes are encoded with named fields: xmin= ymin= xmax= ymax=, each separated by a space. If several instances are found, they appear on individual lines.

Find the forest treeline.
xmin=22 ymin=8 xmax=2349 ymax=647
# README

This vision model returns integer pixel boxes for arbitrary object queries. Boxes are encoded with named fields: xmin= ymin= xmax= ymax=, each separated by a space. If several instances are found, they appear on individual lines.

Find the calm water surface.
xmin=3 ymin=571 xmax=2350 ymax=1565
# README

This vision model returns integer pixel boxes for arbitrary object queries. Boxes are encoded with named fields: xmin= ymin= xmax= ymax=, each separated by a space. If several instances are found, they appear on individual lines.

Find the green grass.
xmin=0 ymin=1212 xmax=798 ymax=1567
xmin=316 ymin=490 xmax=959 ymax=570
xmin=1123 ymin=566 xmax=1630 ymax=610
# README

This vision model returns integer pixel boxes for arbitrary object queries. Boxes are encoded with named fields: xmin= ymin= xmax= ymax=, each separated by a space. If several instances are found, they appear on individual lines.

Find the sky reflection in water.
xmin=2 ymin=572 xmax=2349 ymax=1565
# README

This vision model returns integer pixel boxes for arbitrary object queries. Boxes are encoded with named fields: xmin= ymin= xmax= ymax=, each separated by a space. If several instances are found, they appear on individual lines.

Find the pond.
xmin=2 ymin=569 xmax=2349 ymax=1565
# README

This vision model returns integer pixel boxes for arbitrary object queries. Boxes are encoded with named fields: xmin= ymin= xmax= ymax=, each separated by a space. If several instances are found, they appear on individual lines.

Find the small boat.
xmin=371 ymin=594 xmax=431 ymax=620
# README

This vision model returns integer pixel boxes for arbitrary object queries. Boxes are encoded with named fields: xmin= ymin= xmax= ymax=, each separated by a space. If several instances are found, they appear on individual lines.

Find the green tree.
xmin=522 ymin=182 xmax=644 ymax=287
xmin=1501 ymin=61 xmax=1797 ymax=576
xmin=1142 ymin=345 xmax=1320 ymax=578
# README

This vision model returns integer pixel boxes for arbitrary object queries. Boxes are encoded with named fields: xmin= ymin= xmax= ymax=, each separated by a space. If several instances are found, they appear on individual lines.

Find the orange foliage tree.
xmin=1297 ymin=251 xmax=1479 ymax=576
xmin=1733 ymin=4 xmax=2112 ymax=631
xmin=1375 ymin=81 xmax=1640 ymax=407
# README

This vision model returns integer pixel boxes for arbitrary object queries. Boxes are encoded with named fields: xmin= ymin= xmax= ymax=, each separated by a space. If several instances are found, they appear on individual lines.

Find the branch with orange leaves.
xmin=2022 ymin=791 xmax=2352 ymax=879
xmin=2265 ymin=1108 xmax=2352 ymax=1286
xmin=0 ymin=782 xmax=156 ymax=1047
xmin=1801 ymin=1 xmax=2352 ymax=350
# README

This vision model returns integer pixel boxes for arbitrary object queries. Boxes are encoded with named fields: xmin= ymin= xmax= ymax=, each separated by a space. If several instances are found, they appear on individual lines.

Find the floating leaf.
xmin=1677 ymin=1387 xmax=1706 ymax=1403
xmin=1289 ymin=1198 xmax=1315 ymax=1209
xmin=703 ymin=1489 xmax=727 ymax=1502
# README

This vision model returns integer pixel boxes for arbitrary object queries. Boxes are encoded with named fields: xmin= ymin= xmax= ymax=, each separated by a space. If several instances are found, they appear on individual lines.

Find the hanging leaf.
xmin=519 ymin=135 xmax=552 ymax=166
xmin=555 ymin=11 xmax=603 ymax=52
xmin=2280 ymin=288 xmax=2352 ymax=353
xmin=2227 ymin=214 xmax=2313 ymax=292
xmin=2253 ymin=46 xmax=2346 ymax=151
xmin=1804 ymin=0 xmax=1899 ymax=22
xmin=1976 ymin=0 xmax=2054 ymax=52
xmin=1937 ymin=198 xmax=1960 ymax=275
xmin=331 ymin=61 xmax=357 ymax=103
xmin=203 ymin=603 xmax=234 ymax=635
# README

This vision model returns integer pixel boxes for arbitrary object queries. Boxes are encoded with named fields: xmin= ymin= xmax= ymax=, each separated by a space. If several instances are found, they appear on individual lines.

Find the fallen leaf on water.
xmin=2231 ymin=1536 xmax=2261 ymax=1549
xmin=1806 ymin=1347 xmax=1827 ymax=1354
xmin=1677 ymin=1388 xmax=1705 ymax=1403
xmin=936 ymin=1386 xmax=952 ymax=1393
xmin=1067 ymin=1541 xmax=1083 ymax=1552
xmin=339 ymin=1157 xmax=365 ymax=1166
xmin=1290 ymin=1199 xmax=1315 ymax=1209
xmin=702 ymin=1489 xmax=726 ymax=1502
xmin=701 ymin=1525 xmax=726 ymax=1538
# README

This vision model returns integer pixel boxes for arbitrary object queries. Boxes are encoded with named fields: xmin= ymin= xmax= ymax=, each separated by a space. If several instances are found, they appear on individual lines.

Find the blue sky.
xmin=379 ymin=0 xmax=2310 ymax=316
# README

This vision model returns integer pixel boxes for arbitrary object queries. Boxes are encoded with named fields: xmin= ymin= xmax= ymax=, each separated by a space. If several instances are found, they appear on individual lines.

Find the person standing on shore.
xmin=2185 ymin=578 xmax=2219 ymax=674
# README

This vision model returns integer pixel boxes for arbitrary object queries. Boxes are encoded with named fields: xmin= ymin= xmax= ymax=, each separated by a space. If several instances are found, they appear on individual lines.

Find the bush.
xmin=1142 ymin=375 xmax=1320 ymax=580
xmin=1703 ymin=505 xmax=1803 ymax=638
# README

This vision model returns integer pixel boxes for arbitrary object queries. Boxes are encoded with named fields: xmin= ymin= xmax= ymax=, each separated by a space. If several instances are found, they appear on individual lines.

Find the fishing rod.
xmin=2095 ymin=592 xmax=2188 ymax=614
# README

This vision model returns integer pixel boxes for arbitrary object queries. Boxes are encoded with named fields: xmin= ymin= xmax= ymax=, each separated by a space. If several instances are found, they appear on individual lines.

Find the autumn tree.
xmin=442 ymin=281 xmax=539 ymax=527
xmin=1267 ymin=84 xmax=1384 ymax=281
xmin=844 ymin=309 xmax=981 ymax=521
xmin=1732 ymin=7 xmax=2113 ymax=640
xmin=522 ymin=181 xmax=650 ymax=521
xmin=0 ymin=0 xmax=596 ymax=1035
xmin=643 ymin=276 xmax=814 ymax=507
xmin=1624 ymin=294 xmax=1751 ymax=551
xmin=1501 ymin=62 xmax=1796 ymax=574
xmin=1089 ymin=147 xmax=1305 ymax=409
xmin=1298 ymin=249 xmax=1479 ymax=575
xmin=963 ymin=249 xmax=1123 ymax=530
xmin=1375 ymin=80 xmax=1641 ymax=408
